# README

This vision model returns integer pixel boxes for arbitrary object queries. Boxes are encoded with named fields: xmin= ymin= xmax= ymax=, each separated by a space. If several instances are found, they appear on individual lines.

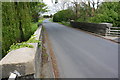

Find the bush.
xmin=53 ymin=9 xmax=75 ymax=22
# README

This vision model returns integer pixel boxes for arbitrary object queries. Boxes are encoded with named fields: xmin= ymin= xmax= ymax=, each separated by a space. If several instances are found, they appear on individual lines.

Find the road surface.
xmin=43 ymin=19 xmax=118 ymax=78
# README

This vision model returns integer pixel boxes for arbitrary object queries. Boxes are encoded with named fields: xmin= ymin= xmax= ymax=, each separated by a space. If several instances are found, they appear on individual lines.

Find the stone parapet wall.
xmin=70 ymin=22 xmax=112 ymax=35
xmin=0 ymin=26 xmax=42 ymax=79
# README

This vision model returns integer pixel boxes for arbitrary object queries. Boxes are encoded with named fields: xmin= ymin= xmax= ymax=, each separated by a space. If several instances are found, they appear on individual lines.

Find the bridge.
xmin=0 ymin=19 xmax=119 ymax=79
xmin=43 ymin=19 xmax=118 ymax=78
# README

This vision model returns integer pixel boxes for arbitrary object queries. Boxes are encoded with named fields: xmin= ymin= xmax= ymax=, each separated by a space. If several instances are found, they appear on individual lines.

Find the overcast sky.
xmin=42 ymin=0 xmax=105 ymax=15
xmin=41 ymin=0 xmax=54 ymax=15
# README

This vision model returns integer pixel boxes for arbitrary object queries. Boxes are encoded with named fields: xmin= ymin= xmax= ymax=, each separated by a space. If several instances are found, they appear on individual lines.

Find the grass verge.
xmin=38 ymin=18 xmax=45 ymax=23
xmin=49 ymin=18 xmax=71 ymax=27
xmin=58 ymin=21 xmax=71 ymax=27
xmin=49 ymin=18 xmax=53 ymax=22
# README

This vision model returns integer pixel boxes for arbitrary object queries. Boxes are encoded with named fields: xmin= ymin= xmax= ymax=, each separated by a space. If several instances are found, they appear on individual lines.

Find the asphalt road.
xmin=43 ymin=19 xmax=118 ymax=78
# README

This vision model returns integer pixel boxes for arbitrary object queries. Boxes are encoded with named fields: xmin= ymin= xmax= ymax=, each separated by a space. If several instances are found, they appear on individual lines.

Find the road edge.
xmin=43 ymin=26 xmax=60 ymax=78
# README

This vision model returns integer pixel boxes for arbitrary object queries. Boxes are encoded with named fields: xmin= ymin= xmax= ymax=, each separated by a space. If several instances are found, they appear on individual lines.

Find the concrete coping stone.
xmin=99 ymin=23 xmax=113 ymax=28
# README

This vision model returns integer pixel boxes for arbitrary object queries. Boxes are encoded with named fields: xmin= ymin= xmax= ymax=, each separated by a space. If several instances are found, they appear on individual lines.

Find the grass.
xmin=8 ymin=34 xmax=41 ymax=52
xmin=49 ymin=18 xmax=71 ymax=27
xmin=8 ymin=42 xmax=34 ymax=52
xmin=49 ymin=18 xmax=53 ymax=22
xmin=58 ymin=21 xmax=71 ymax=27
xmin=31 ymin=18 xmax=45 ymax=34
xmin=38 ymin=18 xmax=45 ymax=23
xmin=31 ymin=22 xmax=38 ymax=34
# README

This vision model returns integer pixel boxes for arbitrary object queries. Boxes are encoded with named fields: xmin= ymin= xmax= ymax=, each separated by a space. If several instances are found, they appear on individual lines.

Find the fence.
xmin=105 ymin=27 xmax=120 ymax=37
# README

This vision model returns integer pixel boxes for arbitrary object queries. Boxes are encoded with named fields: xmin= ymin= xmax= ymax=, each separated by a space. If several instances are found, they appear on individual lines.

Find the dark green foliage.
xmin=2 ymin=2 xmax=47 ymax=57
xmin=43 ymin=15 xmax=52 ymax=18
xmin=53 ymin=9 xmax=75 ymax=22
xmin=2 ymin=2 xmax=21 ymax=57
xmin=88 ymin=2 xmax=120 ymax=27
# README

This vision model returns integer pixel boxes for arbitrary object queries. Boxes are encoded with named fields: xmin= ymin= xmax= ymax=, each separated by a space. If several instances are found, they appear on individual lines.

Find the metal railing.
xmin=105 ymin=27 xmax=120 ymax=37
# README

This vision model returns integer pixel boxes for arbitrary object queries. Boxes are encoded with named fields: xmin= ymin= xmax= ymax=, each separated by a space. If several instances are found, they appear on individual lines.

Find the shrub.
xmin=53 ymin=9 xmax=75 ymax=22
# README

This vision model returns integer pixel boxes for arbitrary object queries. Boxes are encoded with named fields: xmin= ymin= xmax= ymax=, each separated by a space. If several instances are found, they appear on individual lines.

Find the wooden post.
xmin=108 ymin=27 xmax=111 ymax=36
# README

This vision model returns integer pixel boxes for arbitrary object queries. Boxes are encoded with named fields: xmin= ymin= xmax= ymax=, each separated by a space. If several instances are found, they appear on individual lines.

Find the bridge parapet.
xmin=70 ymin=22 xmax=112 ymax=36
xmin=0 ymin=26 xmax=42 ymax=79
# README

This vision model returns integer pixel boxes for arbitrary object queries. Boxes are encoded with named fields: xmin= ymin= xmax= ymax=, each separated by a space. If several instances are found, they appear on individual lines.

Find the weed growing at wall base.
xmin=8 ymin=35 xmax=41 ymax=53
xmin=8 ymin=42 xmax=34 ymax=52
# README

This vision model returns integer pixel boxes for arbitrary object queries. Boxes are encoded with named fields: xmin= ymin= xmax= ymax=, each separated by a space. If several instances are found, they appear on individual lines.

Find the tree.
xmin=88 ymin=2 xmax=120 ymax=26
xmin=69 ymin=0 xmax=102 ymax=21
xmin=2 ymin=2 xmax=47 ymax=57
xmin=29 ymin=2 xmax=48 ymax=22
xmin=71 ymin=0 xmax=81 ymax=20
